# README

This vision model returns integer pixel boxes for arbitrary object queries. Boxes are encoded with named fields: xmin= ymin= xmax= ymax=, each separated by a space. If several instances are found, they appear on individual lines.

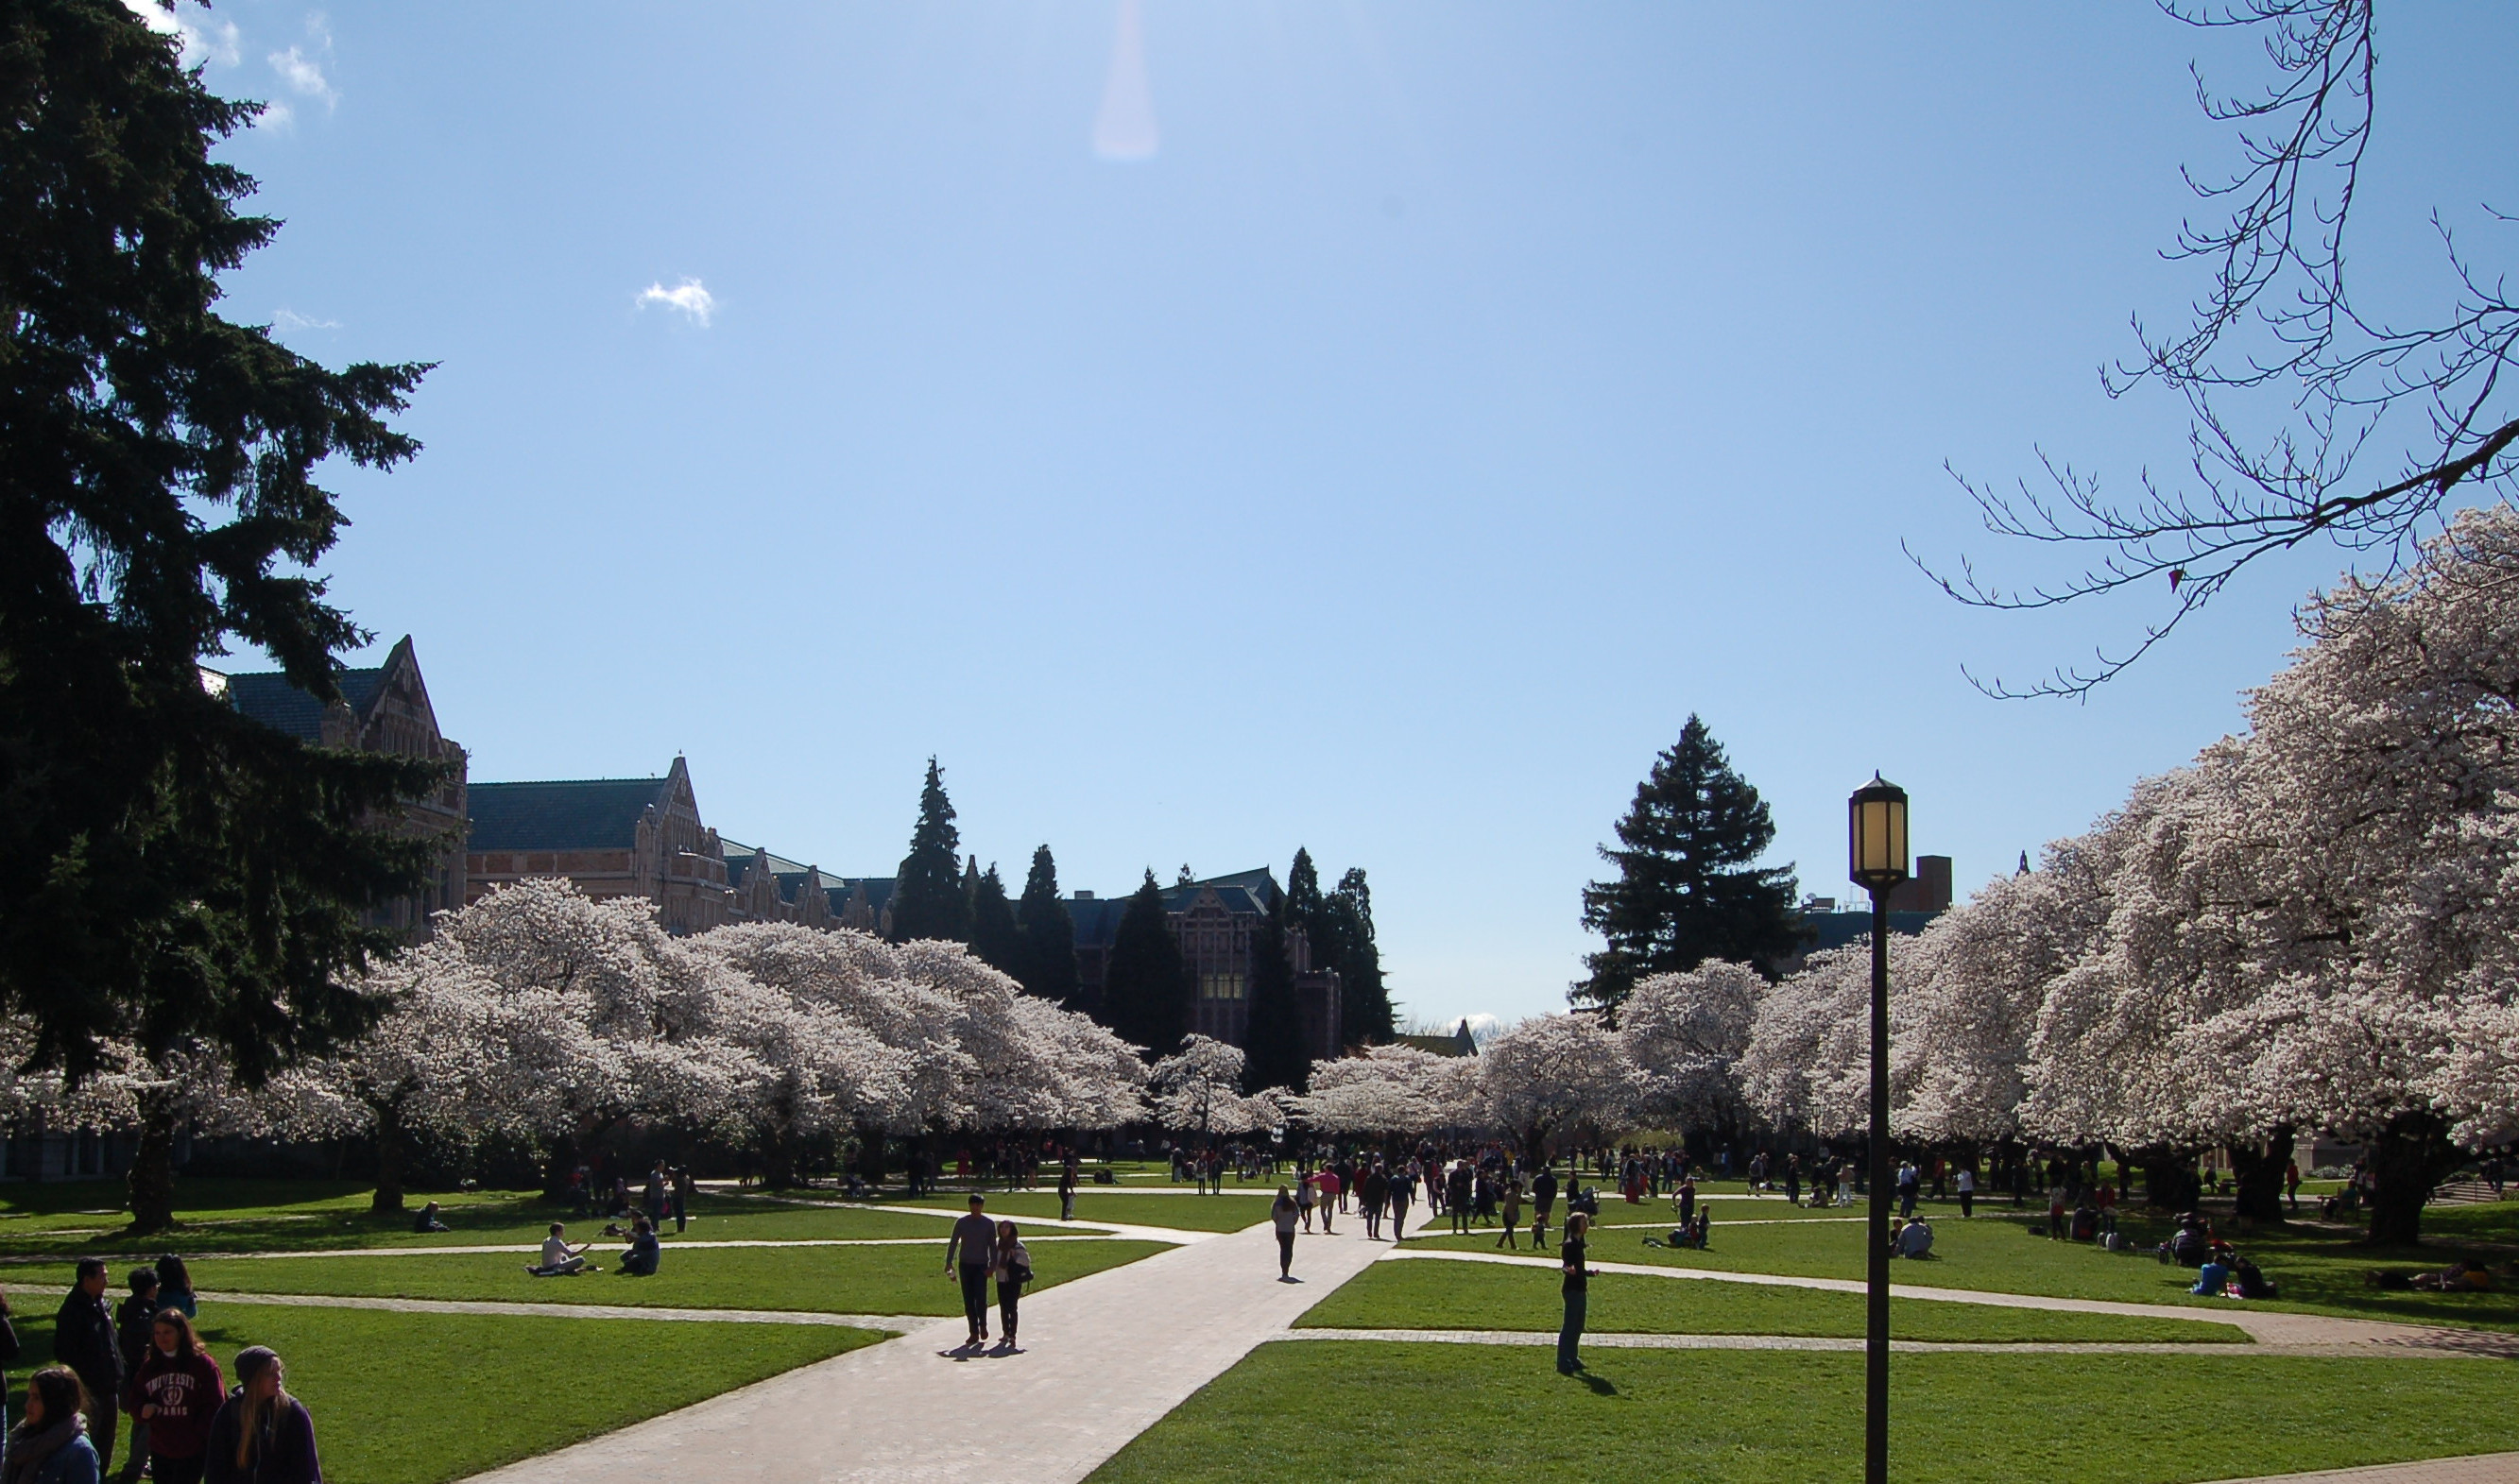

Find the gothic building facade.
xmin=465 ymin=757 xmax=731 ymax=935
xmin=1071 ymin=869 xmax=1344 ymax=1061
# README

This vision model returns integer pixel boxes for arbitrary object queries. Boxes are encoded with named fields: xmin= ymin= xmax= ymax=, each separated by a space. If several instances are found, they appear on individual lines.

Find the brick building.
xmin=465 ymin=757 xmax=731 ymax=935
xmin=1071 ymin=869 xmax=1344 ymax=1061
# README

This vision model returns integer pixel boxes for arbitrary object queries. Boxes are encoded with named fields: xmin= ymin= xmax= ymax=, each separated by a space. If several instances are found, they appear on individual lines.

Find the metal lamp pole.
xmin=1847 ymin=776 xmax=1910 ymax=1484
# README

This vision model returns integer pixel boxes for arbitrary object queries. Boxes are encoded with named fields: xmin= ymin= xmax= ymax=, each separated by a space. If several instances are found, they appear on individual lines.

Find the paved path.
xmin=2205 ymin=1456 xmax=2519 ymax=1484
xmin=1283 ymin=1326 xmax=2482 ymax=1358
xmin=203 ymin=1289 xmax=924 ymax=1329
xmin=465 ymin=1208 xmax=1422 ymax=1484
xmin=1384 ymin=1248 xmax=2519 ymax=1355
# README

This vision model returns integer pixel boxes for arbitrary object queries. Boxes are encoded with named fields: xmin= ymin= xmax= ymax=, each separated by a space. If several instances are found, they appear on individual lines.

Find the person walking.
xmin=944 ymin=1195 xmax=999 ymax=1349
xmin=1532 ymin=1165 xmax=1558 ymax=1251
xmin=1295 ymin=1169 xmax=1318 ymax=1233
xmin=53 ymin=1260 xmax=122 ymax=1477
xmin=1315 ymin=1166 xmax=1340 ymax=1235
xmin=1360 ymin=1164 xmax=1388 ymax=1241
xmin=127 ymin=1310 xmax=221 ymax=1484
xmin=1272 ymin=1186 xmax=1301 ymax=1280
xmin=1557 ymin=1212 xmax=1594 ymax=1375
xmin=10 ymin=1366 xmax=104 ymax=1484
xmin=1955 ymin=1164 xmax=1976 ymax=1219
xmin=111 ymin=1271 xmax=158 ymax=1484
xmin=1447 ymin=1161 xmax=1474 ymax=1236
xmin=1386 ymin=1164 xmax=1414 ymax=1242
xmin=202 ymin=1347 xmax=318 ymax=1484
xmin=1057 ymin=1159 xmax=1078 ymax=1223
xmin=990 ymin=1221 xmax=1032 ymax=1352
xmin=2285 ymin=1157 xmax=2303 ymax=1213
xmin=1497 ymin=1180 xmax=1524 ymax=1250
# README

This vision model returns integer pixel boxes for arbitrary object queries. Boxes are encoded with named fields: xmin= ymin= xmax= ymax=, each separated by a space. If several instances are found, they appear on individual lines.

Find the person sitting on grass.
xmin=616 ymin=1217 xmax=660 ymax=1277
xmin=411 ymin=1202 xmax=452 ymax=1235
xmin=2168 ymin=1212 xmax=2212 ymax=1268
xmin=2190 ymin=1254 xmax=2233 ymax=1296
xmin=527 ymin=1224 xmax=593 ymax=1277
xmin=1892 ymin=1217 xmax=1934 ymax=1258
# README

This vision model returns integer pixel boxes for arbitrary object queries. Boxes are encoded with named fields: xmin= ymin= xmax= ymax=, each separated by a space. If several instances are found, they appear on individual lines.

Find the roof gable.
xmin=468 ymin=777 xmax=670 ymax=852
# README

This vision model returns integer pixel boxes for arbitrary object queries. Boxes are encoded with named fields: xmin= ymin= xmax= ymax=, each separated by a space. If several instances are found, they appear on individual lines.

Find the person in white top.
xmin=1955 ymin=1166 xmax=1977 ymax=1220
xmin=528 ymin=1222 xmax=592 ymax=1276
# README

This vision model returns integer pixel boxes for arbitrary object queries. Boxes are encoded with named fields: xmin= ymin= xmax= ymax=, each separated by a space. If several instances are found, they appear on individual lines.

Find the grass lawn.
xmin=882 ymin=1190 xmax=1269 ymax=1233
xmin=1298 ymin=1259 xmax=2248 ymax=1343
xmin=148 ymin=1237 xmax=1172 ymax=1314
xmin=7 ymin=1302 xmax=878 ymax=1484
xmin=1089 ymin=1342 xmax=2519 ymax=1484
xmin=0 ymin=1181 xmax=988 ymax=1257
xmin=1408 ymin=1207 xmax=2519 ymax=1332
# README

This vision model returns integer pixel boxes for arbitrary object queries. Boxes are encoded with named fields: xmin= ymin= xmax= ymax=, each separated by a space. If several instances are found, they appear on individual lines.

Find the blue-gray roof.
xmin=468 ymin=778 xmax=669 ymax=852
xmin=224 ymin=666 xmax=387 ymax=743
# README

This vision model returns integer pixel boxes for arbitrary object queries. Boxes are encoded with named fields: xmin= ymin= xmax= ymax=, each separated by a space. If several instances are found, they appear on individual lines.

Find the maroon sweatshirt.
xmin=127 ymin=1344 xmax=225 ymax=1458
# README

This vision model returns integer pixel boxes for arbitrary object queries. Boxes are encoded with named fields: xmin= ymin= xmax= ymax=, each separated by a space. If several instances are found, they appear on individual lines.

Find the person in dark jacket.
xmin=110 ymin=1273 xmax=158 ymax=1484
xmin=201 ymin=1348 xmax=317 ymax=1484
xmin=150 ymin=1259 xmax=196 ymax=1322
xmin=7 ymin=1366 xmax=103 ymax=1484
xmin=125 ymin=1311 xmax=221 ymax=1484
xmin=0 ymin=1284 xmax=23 ymax=1456
xmin=52 ymin=1262 xmax=121 ymax=1477
xmin=617 ymin=1217 xmax=660 ymax=1277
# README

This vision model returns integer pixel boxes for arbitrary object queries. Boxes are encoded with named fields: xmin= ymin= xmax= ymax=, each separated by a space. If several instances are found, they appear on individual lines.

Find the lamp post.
xmin=1847 ymin=775 xmax=1909 ymax=1484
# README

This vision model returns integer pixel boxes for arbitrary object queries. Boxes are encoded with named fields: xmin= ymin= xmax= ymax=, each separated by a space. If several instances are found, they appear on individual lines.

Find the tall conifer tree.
xmin=1101 ymin=871 xmax=1188 ymax=1054
xmin=888 ymin=759 xmax=968 ymax=943
xmin=1321 ymin=868 xmax=1395 ymax=1043
xmin=1016 ymin=845 xmax=1080 ymax=1008
xmin=1241 ymin=901 xmax=1309 ymax=1092
xmin=1575 ymin=715 xmax=1801 ymax=1016
xmin=967 ymin=863 xmax=1023 ymax=980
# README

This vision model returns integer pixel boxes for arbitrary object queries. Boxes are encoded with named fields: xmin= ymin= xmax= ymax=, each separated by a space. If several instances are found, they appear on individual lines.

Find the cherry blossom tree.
xmin=1150 ymin=1035 xmax=1253 ymax=1144
xmin=1294 ymin=1043 xmax=1474 ymax=1136
xmin=1476 ymin=1014 xmax=1636 ymax=1163
xmin=1619 ymin=962 xmax=1764 ymax=1138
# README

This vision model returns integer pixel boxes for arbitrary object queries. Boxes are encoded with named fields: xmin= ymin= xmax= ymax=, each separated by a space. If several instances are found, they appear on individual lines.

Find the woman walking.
xmin=1295 ymin=1169 xmax=1318 ymax=1233
xmin=1496 ymin=1180 xmax=1524 ymax=1250
xmin=126 ymin=1312 xmax=220 ymax=1484
xmin=9 ymin=1367 xmax=104 ymax=1484
xmin=1557 ymin=1212 xmax=1594 ymax=1376
xmin=990 ymin=1222 xmax=1032 ymax=1352
xmin=1272 ymin=1186 xmax=1301 ymax=1280
xmin=202 ymin=1348 xmax=318 ymax=1484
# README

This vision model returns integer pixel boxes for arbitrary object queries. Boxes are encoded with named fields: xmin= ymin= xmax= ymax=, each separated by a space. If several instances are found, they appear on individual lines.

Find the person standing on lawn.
xmin=673 ymin=1166 xmax=694 ymax=1234
xmin=1272 ymin=1186 xmax=1301 ymax=1280
xmin=1057 ymin=1158 xmax=1079 ymax=1222
xmin=127 ymin=1311 xmax=220 ymax=1484
xmin=149 ymin=1260 xmax=195 ymax=1322
xmin=54 ymin=1260 xmax=123 ymax=1477
xmin=1557 ymin=1212 xmax=1594 ymax=1375
xmin=10 ymin=1366 xmax=104 ymax=1484
xmin=111 ymin=1271 xmax=158 ymax=1484
xmin=1955 ymin=1164 xmax=1976 ymax=1219
xmin=202 ymin=1347 xmax=318 ymax=1484
xmin=1497 ymin=1179 xmax=1524 ymax=1250
xmin=944 ymin=1195 xmax=1000 ymax=1349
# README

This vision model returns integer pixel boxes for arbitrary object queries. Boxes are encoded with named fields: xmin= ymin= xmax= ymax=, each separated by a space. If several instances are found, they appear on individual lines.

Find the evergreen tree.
xmin=1241 ymin=901 xmax=1310 ymax=1092
xmin=967 ymin=862 xmax=1023 ymax=981
xmin=0 ymin=8 xmax=444 ymax=1090
xmin=1101 ymin=871 xmax=1188 ymax=1055
xmin=1321 ymin=868 xmax=1396 ymax=1043
xmin=1575 ymin=715 xmax=1802 ymax=1017
xmin=1287 ymin=847 xmax=1325 ymax=935
xmin=888 ymin=759 xmax=968 ymax=943
xmin=1016 ymin=844 xmax=1080 ymax=1008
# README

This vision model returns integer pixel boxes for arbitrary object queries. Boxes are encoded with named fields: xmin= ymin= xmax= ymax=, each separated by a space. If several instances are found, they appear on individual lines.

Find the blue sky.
xmin=163 ymin=2 xmax=2516 ymax=1030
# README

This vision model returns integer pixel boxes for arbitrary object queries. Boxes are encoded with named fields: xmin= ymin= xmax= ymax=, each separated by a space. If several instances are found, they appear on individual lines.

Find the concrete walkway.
xmin=466 ymin=1208 xmax=1422 ymax=1484
xmin=1384 ymin=1248 xmax=2519 ymax=1355
xmin=2206 ymin=1457 xmax=2519 ymax=1484
xmin=202 ymin=1289 xmax=924 ymax=1329
xmin=1282 ymin=1326 xmax=2485 ymax=1358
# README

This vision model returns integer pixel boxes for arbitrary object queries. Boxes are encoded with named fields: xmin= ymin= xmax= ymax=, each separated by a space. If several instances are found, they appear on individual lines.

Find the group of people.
xmin=2162 ymin=1211 xmax=2280 ymax=1299
xmin=562 ymin=1161 xmax=696 ymax=1234
xmin=943 ymin=1195 xmax=1032 ymax=1353
xmin=526 ymin=1217 xmax=660 ymax=1277
xmin=3 ymin=1258 xmax=321 ymax=1484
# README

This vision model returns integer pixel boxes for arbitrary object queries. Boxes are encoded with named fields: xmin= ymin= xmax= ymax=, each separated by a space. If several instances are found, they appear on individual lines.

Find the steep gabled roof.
xmin=221 ymin=663 xmax=387 ymax=742
xmin=468 ymin=777 xmax=670 ymax=852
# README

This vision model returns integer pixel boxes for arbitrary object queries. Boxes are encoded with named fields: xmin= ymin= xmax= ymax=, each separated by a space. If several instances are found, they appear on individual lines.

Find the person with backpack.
xmin=990 ymin=1221 xmax=1032 ymax=1351
xmin=52 ymin=1261 xmax=122 ymax=1478
xmin=126 ymin=1311 xmax=221 ymax=1484
xmin=9 ymin=1366 xmax=103 ymax=1484
xmin=202 ymin=1348 xmax=318 ymax=1484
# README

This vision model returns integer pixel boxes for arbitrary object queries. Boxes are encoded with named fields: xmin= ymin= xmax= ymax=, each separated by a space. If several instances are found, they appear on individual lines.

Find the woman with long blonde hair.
xmin=201 ymin=1347 xmax=319 ymax=1484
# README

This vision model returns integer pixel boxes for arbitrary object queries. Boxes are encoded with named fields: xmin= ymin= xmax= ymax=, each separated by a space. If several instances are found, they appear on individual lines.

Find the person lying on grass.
xmin=527 ymin=1224 xmax=594 ymax=1277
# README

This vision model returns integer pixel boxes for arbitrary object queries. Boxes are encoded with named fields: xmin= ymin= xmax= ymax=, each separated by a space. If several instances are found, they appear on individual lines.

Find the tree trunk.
xmin=126 ymin=1092 xmax=179 ymax=1235
xmin=2365 ymin=1111 xmax=2458 ymax=1247
xmin=2142 ymin=1151 xmax=2200 ymax=1213
xmin=2226 ymin=1127 xmax=2294 ymax=1224
xmin=370 ymin=1098 xmax=409 ymax=1216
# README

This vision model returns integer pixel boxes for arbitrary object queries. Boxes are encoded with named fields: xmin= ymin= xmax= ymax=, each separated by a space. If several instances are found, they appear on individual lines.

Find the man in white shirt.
xmin=529 ymin=1222 xmax=592 ymax=1276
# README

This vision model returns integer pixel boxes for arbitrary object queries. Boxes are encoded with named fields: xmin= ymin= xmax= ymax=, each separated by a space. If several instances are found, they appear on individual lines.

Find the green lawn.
xmin=0 ymin=1181 xmax=992 ymax=1257
xmin=1408 ymin=1207 xmax=2519 ymax=1332
xmin=1299 ymin=1259 xmax=2247 ymax=1343
xmin=1089 ymin=1343 xmax=2519 ymax=1484
xmin=882 ymin=1190 xmax=1269 ymax=1233
xmin=154 ymin=1237 xmax=1171 ymax=1314
xmin=7 ymin=1303 xmax=878 ymax=1484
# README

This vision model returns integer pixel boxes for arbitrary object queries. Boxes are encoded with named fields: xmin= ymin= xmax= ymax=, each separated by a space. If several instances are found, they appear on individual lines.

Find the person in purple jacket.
xmin=201 ymin=1348 xmax=319 ymax=1484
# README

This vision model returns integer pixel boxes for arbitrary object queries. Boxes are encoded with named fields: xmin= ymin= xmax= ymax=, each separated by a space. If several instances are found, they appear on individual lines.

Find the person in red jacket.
xmin=126 ymin=1309 xmax=223 ymax=1484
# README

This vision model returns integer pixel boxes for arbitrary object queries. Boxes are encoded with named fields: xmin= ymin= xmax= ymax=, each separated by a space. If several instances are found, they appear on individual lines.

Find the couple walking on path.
xmin=943 ymin=1195 xmax=1031 ymax=1353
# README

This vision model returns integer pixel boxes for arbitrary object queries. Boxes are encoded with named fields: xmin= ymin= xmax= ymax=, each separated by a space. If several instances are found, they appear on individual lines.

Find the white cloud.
xmin=1461 ymin=1013 xmax=1505 ymax=1047
xmin=270 ymin=309 xmax=340 ymax=333
xmin=123 ymin=1 xmax=241 ymax=68
xmin=253 ymin=99 xmax=295 ymax=131
xmin=268 ymin=45 xmax=336 ymax=108
xmin=636 ymin=279 xmax=717 ymax=328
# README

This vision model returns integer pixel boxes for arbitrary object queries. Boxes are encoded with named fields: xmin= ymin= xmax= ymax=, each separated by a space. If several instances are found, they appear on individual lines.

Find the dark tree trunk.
xmin=2227 ymin=1127 xmax=2294 ymax=1224
xmin=126 ymin=1092 xmax=179 ymax=1235
xmin=2142 ymin=1151 xmax=2201 ymax=1213
xmin=370 ymin=1098 xmax=409 ymax=1215
xmin=2365 ymin=1111 xmax=2459 ymax=1247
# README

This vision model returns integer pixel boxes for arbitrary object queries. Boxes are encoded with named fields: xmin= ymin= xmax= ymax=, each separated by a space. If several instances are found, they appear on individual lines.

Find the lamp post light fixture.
xmin=1846 ymin=775 xmax=1909 ymax=1484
